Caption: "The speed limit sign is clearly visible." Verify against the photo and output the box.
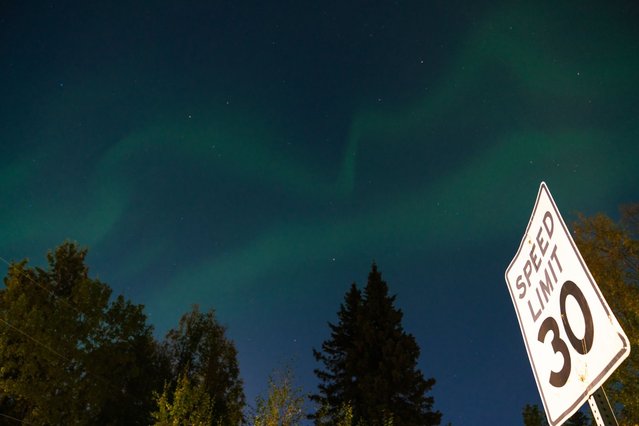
[505,182,630,426]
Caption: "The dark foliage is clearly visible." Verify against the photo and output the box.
[0,242,168,424]
[163,305,245,426]
[573,204,639,422]
[312,263,441,426]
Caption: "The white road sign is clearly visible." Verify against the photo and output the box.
[505,182,630,426]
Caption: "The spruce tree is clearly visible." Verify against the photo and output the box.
[312,283,362,423]
[522,404,547,426]
[312,264,441,426]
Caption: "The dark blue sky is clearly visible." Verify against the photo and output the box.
[2,1,638,424]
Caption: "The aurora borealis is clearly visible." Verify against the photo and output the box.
[2,1,638,424]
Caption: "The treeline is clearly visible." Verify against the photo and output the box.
[0,246,440,425]
[0,243,244,425]
[0,205,637,425]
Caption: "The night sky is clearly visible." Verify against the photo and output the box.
[2,1,639,424]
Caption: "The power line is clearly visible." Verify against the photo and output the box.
[0,316,70,363]
[0,254,111,385]
[0,412,34,425]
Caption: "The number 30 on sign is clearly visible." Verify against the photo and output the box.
[505,182,629,426]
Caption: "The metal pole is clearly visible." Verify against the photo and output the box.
[588,387,619,426]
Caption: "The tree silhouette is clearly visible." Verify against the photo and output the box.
[164,305,245,426]
[312,263,441,425]
[573,204,639,423]
[0,242,166,424]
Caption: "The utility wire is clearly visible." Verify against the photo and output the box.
[0,412,34,425]
[0,316,70,363]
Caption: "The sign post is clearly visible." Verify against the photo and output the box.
[505,182,630,426]
[588,388,619,426]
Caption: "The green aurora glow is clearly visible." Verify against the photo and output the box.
[1,1,637,424]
